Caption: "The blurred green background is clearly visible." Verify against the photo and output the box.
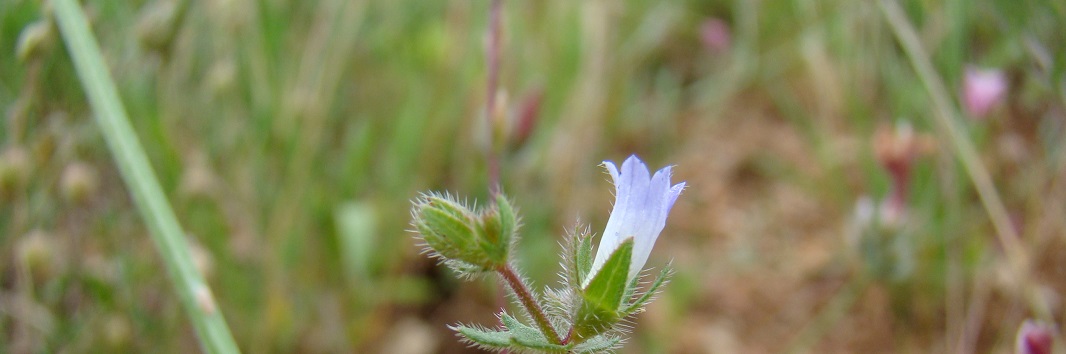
[3,0,1066,352]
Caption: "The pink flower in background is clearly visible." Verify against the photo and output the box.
[699,18,732,54]
[1016,320,1054,354]
[963,66,1007,118]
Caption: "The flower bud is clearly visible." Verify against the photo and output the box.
[136,0,180,52]
[413,194,481,262]
[206,59,237,97]
[16,20,54,62]
[412,193,517,270]
[872,121,933,228]
[178,154,217,199]
[492,90,509,147]
[699,18,732,54]
[60,161,100,204]
[16,229,58,282]
[962,66,1007,119]
[102,314,132,349]
[1016,320,1054,354]
[0,147,32,199]
[508,88,543,151]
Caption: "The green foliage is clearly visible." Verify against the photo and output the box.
[502,313,567,352]
[621,265,672,316]
[5,0,1065,351]
[411,193,519,272]
[575,229,595,286]
[479,194,518,265]
[413,194,484,265]
[572,239,632,341]
[418,195,671,352]
[453,325,511,350]
[49,0,240,352]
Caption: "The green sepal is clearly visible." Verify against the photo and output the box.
[621,264,672,316]
[478,195,517,265]
[414,195,481,263]
[562,226,593,288]
[501,313,568,352]
[575,230,594,286]
[583,238,632,310]
[441,259,487,280]
[452,324,511,349]
[572,334,622,353]
[573,238,633,341]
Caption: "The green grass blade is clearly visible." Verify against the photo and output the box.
[50,0,241,353]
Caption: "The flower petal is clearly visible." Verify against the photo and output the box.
[589,155,684,285]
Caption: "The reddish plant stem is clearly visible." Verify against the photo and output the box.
[485,0,502,198]
[496,264,564,345]
[484,2,511,350]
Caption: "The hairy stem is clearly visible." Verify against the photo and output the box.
[496,265,564,345]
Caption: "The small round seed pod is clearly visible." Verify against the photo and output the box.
[60,161,100,204]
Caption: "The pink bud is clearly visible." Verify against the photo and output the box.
[1016,320,1054,354]
[699,19,732,54]
[962,66,1007,118]
[872,121,934,227]
[509,87,543,150]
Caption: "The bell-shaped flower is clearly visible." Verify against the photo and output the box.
[588,155,685,285]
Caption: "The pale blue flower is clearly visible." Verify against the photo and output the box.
[589,155,685,284]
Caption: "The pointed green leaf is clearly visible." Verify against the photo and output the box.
[500,312,539,335]
[572,334,622,353]
[477,195,517,266]
[583,238,632,311]
[622,264,672,315]
[442,259,487,279]
[511,339,569,353]
[572,238,632,341]
[453,325,511,348]
[500,313,569,352]
[494,194,517,246]
[575,231,594,286]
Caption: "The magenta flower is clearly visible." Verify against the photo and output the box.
[963,66,1007,118]
[699,18,732,54]
[589,155,685,284]
[1016,320,1054,354]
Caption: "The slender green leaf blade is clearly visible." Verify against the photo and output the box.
[575,230,594,286]
[453,325,511,348]
[501,313,568,352]
[572,334,622,353]
[622,264,672,315]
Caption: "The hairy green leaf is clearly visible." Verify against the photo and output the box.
[572,238,633,341]
[622,264,672,316]
[572,334,622,353]
[453,325,511,349]
[575,230,594,286]
[498,313,569,352]
[583,238,632,311]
